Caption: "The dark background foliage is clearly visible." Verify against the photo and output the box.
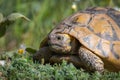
[0,0,120,51]
[1,0,120,80]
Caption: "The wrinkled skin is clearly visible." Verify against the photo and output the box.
[33,7,120,73]
[48,33,78,54]
[33,33,81,65]
[33,33,104,73]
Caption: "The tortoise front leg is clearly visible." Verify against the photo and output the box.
[50,55,84,68]
[79,46,104,73]
[33,47,84,68]
[33,47,53,64]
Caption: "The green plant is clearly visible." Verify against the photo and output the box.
[0,55,120,80]
[1,0,120,80]
[0,13,29,38]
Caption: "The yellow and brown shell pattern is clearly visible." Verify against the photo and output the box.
[50,7,120,71]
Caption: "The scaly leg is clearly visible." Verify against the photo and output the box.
[33,47,53,64]
[50,54,84,68]
[79,46,104,73]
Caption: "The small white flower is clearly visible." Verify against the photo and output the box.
[0,60,6,66]
[114,7,120,11]
[18,44,26,54]
[72,3,77,11]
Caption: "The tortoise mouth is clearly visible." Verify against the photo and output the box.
[48,42,71,54]
[49,43,63,49]
[48,33,73,54]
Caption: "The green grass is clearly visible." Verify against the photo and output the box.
[1,0,120,80]
[1,54,120,80]
[0,51,120,80]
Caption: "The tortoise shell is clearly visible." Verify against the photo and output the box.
[47,7,120,71]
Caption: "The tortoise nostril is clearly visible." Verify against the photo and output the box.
[49,34,63,41]
[49,34,55,40]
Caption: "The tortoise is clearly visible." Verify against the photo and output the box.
[33,7,120,73]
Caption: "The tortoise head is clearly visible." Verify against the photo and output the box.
[48,33,79,54]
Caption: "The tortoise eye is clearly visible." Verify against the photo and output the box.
[56,36,63,40]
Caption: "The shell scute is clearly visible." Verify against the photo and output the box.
[46,7,120,71]
[74,13,91,25]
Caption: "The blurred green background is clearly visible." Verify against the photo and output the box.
[0,0,120,52]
